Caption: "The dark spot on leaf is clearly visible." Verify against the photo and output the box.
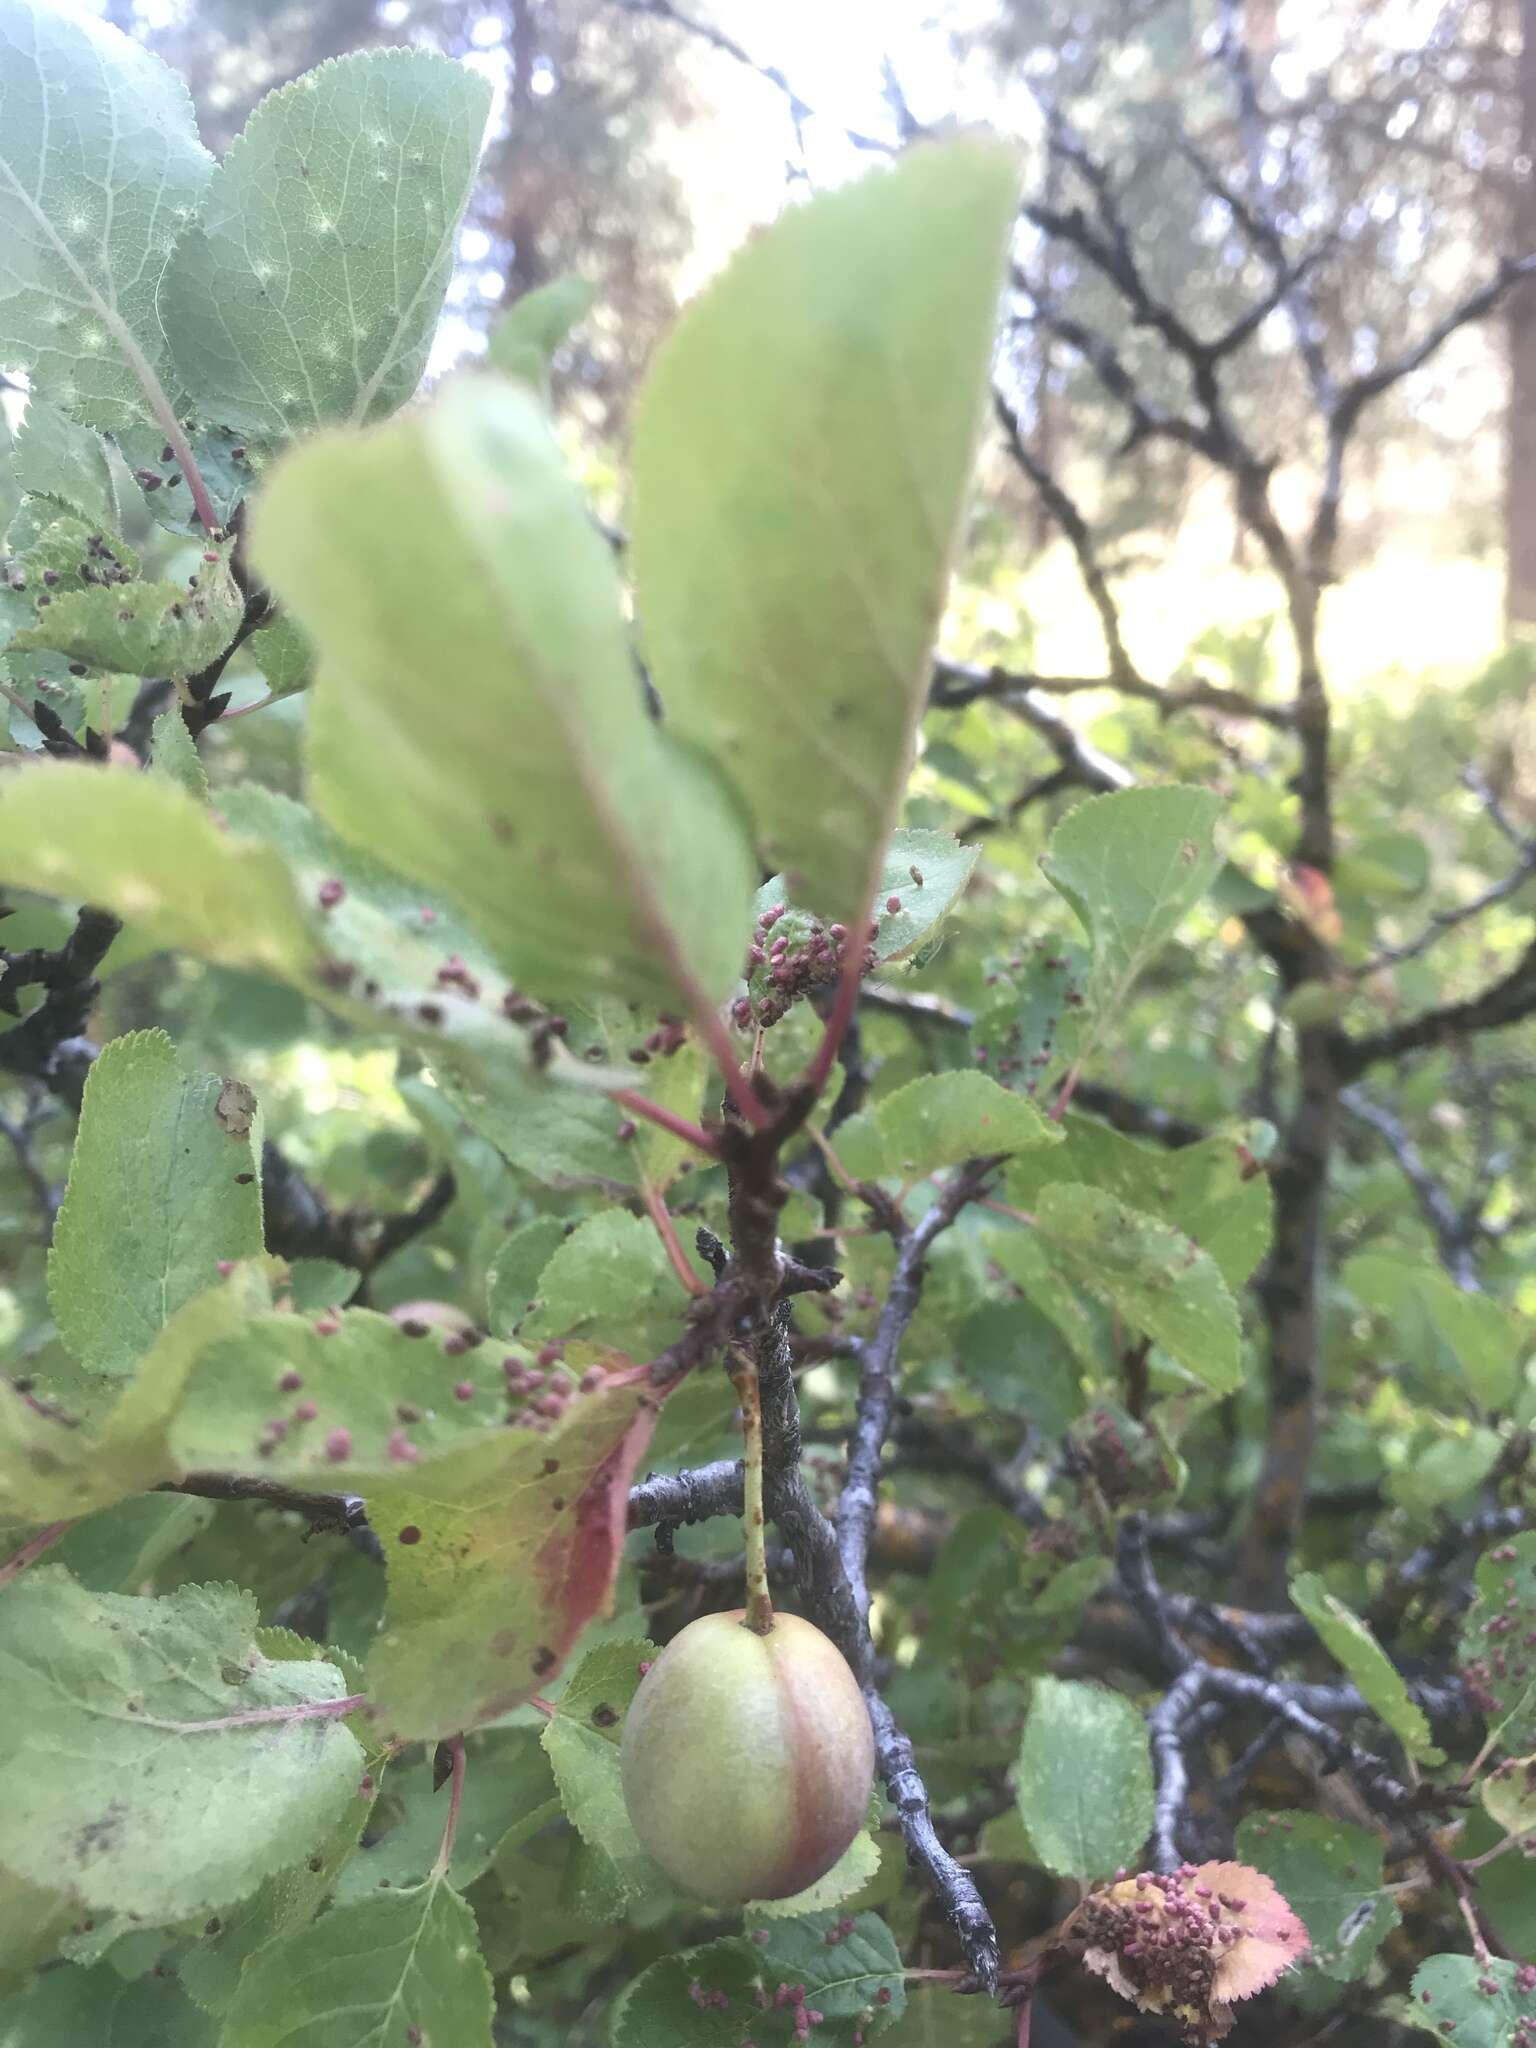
[591,1703,618,1728]
[531,1645,556,1676]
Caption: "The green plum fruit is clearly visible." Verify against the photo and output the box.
[620,1608,875,1903]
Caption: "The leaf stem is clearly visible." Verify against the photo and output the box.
[0,1518,75,1589]
[432,1736,467,1879]
[689,1003,774,1130]
[131,1691,369,1734]
[1050,1055,1085,1121]
[123,340,222,536]
[642,1176,707,1296]
[730,1346,774,1634]
[608,1088,722,1159]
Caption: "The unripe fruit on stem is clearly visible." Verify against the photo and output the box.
[620,1610,874,1904]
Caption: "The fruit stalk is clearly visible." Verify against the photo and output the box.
[731,1345,774,1634]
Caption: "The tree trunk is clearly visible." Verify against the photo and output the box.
[1505,0,1536,628]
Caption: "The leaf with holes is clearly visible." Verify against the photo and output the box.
[0,1572,364,1920]
[1005,1114,1273,1295]
[251,374,758,1016]
[1014,1676,1154,1881]
[161,51,490,441]
[1291,1573,1443,1763]
[1030,1183,1242,1395]
[0,0,212,428]
[48,1031,263,1377]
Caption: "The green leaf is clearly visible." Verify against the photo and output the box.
[1290,1572,1443,1763]
[252,373,757,1014]
[1005,1114,1273,1295]
[523,1210,694,1358]
[1039,786,1223,1045]
[955,1298,1087,1435]
[1482,1754,1536,1838]
[972,942,1086,1096]
[0,1572,364,1919]
[1234,1811,1400,1983]
[0,1263,271,1522]
[610,1915,906,2048]
[0,0,212,427]
[749,1912,907,2023]
[1030,1183,1242,1395]
[336,1731,555,1903]
[1386,1422,1503,1511]
[148,708,209,800]
[435,1055,634,1192]
[218,1875,494,2048]
[247,615,311,699]
[1343,1253,1523,1411]
[631,143,1016,930]
[609,1938,767,2048]
[170,1305,512,1476]
[1460,1533,1536,1753]
[0,769,564,1103]
[1014,1675,1154,1880]
[1409,1957,1536,2046]
[360,1377,658,1741]
[112,422,252,537]
[179,1773,378,2015]
[0,1964,214,2047]
[48,1032,263,1377]
[47,1491,214,1592]
[11,399,114,525]
[0,764,321,984]
[161,51,490,439]
[541,1638,662,1905]
[488,274,597,400]
[488,1216,572,1333]
[984,1222,1108,1373]
[284,1257,359,1313]
[11,536,241,676]
[0,1867,72,1998]
[750,1827,883,1919]
[833,1071,1061,1184]
[873,829,982,961]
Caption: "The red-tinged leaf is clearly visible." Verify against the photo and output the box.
[362,1372,659,1742]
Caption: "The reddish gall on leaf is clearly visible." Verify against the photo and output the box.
[620,1610,874,1904]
